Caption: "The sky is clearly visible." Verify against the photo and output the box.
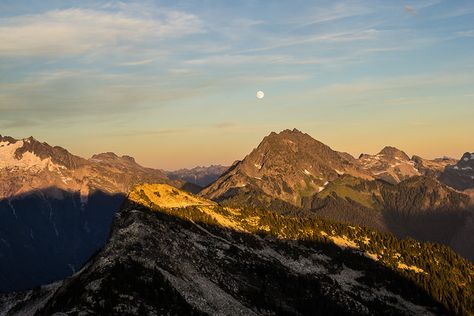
[0,0,473,170]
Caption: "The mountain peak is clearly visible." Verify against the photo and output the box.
[0,135,88,170]
[91,152,120,160]
[0,135,18,144]
[278,128,305,136]
[461,152,474,162]
[378,146,410,160]
[201,129,371,207]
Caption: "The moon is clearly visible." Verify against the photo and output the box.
[256,90,265,99]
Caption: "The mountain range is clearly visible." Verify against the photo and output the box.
[166,165,229,188]
[201,129,474,261]
[0,130,473,315]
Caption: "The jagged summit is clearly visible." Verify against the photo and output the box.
[378,146,410,160]
[201,129,370,207]
[0,134,87,172]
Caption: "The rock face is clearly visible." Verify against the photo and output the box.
[0,135,180,292]
[439,152,474,191]
[201,129,371,207]
[166,165,229,187]
[3,184,472,315]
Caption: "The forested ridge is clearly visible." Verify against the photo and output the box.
[131,187,474,315]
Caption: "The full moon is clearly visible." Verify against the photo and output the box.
[256,90,265,99]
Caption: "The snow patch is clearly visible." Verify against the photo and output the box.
[0,140,63,172]
[254,163,261,169]
[303,169,311,175]
[335,169,344,175]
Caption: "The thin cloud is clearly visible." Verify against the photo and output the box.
[109,129,187,137]
[456,30,474,37]
[293,2,372,29]
[117,58,156,66]
[214,122,236,129]
[0,7,203,57]
[239,29,379,54]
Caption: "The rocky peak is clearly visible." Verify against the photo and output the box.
[0,134,87,170]
[201,129,370,207]
[91,152,120,161]
[0,135,19,144]
[459,152,474,165]
[378,146,410,161]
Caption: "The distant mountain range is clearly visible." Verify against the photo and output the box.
[166,165,229,188]
[1,184,472,315]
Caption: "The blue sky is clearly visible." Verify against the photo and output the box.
[0,0,473,169]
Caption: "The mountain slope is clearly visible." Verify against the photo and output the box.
[201,129,372,207]
[4,184,472,315]
[307,175,474,260]
[0,135,181,292]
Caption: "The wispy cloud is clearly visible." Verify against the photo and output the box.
[315,72,474,96]
[0,69,204,121]
[116,58,157,66]
[240,29,379,54]
[214,122,236,129]
[456,30,474,37]
[108,128,187,137]
[0,7,203,57]
[291,2,372,29]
